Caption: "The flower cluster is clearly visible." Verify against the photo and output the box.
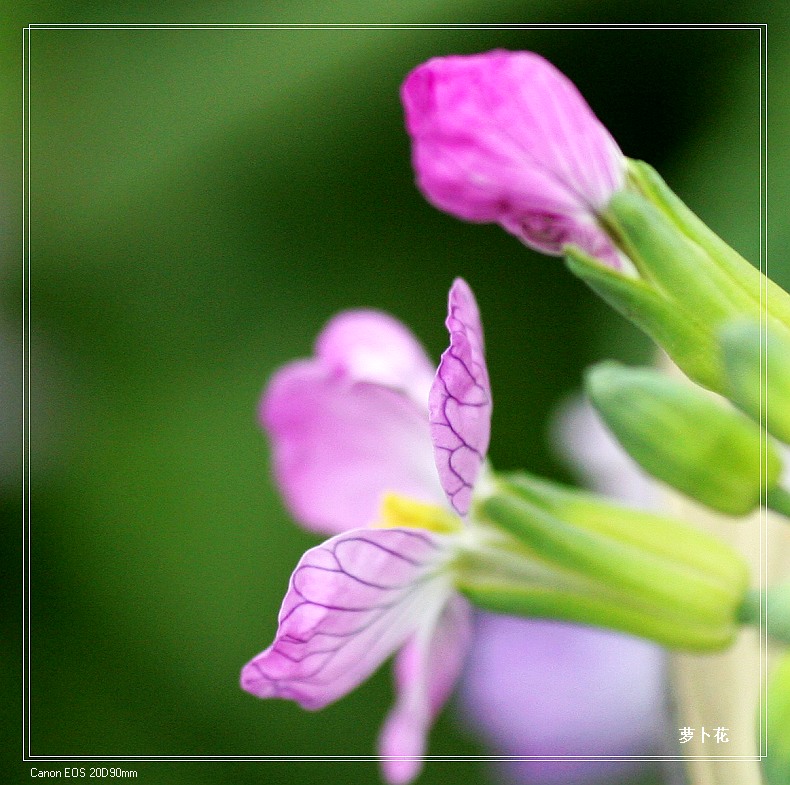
[240,46,789,785]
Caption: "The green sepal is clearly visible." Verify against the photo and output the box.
[565,246,722,390]
[458,581,737,653]
[501,471,749,590]
[477,491,741,619]
[460,480,748,652]
[720,320,790,445]
[585,361,783,516]
[604,189,758,323]
[627,159,790,334]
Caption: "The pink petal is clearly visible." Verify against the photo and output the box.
[316,309,436,407]
[402,50,625,264]
[240,528,454,711]
[378,596,473,785]
[429,279,492,515]
[262,361,445,535]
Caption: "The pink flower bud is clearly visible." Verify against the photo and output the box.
[402,50,626,267]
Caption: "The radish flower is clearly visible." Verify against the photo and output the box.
[241,282,747,781]
[401,50,625,267]
[241,279,491,784]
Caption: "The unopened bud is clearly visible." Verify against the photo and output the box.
[585,361,782,516]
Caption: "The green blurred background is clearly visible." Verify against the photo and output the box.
[3,4,787,784]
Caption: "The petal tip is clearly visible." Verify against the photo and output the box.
[379,712,426,785]
[239,658,272,699]
[430,280,492,513]
[381,757,423,785]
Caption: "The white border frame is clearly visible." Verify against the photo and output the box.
[21,21,768,768]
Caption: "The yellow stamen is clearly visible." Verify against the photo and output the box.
[377,492,462,534]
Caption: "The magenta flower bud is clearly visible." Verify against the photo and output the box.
[401,50,626,267]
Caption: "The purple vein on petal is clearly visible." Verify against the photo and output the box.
[240,528,451,710]
[429,279,492,516]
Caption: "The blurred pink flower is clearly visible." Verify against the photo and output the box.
[241,279,491,784]
[402,50,625,267]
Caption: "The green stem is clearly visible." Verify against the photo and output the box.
[767,487,790,520]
